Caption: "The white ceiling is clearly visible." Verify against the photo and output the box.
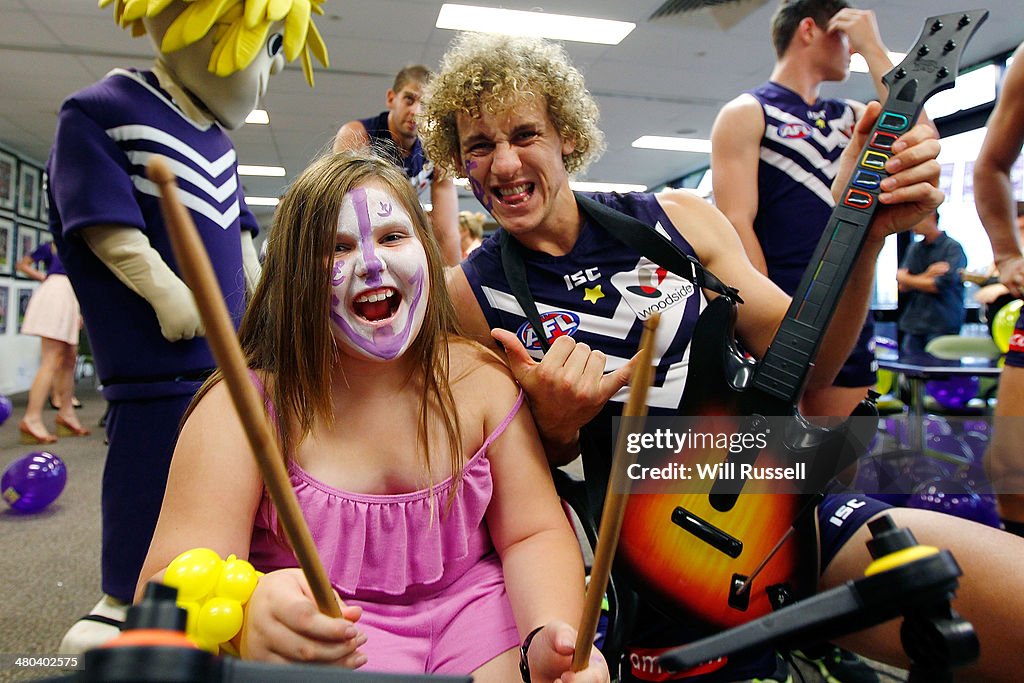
[2,0,1022,225]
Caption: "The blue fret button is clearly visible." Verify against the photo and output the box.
[852,170,882,189]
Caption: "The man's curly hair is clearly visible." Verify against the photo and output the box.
[419,32,605,179]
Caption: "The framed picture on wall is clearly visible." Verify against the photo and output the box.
[34,221,52,249]
[39,171,50,223]
[14,223,38,279]
[0,215,13,276]
[0,283,8,335]
[17,286,32,333]
[17,163,40,221]
[0,149,15,212]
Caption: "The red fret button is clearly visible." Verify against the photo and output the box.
[843,189,874,209]
[870,131,899,151]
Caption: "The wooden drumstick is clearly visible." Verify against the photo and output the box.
[571,313,661,671]
[147,156,341,618]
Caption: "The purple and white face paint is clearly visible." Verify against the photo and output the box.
[329,184,428,361]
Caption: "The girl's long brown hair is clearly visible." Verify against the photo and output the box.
[188,151,464,504]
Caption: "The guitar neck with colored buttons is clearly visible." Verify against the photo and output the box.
[753,9,989,403]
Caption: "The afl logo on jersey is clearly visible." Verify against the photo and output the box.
[516,311,581,351]
[778,122,812,139]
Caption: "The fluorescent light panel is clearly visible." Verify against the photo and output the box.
[436,3,635,45]
[245,109,270,124]
[632,136,712,154]
[570,181,647,193]
[453,178,646,193]
[245,196,280,206]
[237,165,286,176]
[850,52,906,73]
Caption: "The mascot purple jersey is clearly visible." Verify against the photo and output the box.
[48,68,257,395]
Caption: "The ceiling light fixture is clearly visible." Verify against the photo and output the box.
[570,181,648,193]
[245,109,270,124]
[245,196,280,206]
[237,165,286,176]
[436,3,635,45]
[850,52,906,73]
[632,136,712,153]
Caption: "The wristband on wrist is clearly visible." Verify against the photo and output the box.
[519,625,545,683]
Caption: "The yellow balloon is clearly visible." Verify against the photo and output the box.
[216,555,259,604]
[178,600,201,637]
[992,299,1023,353]
[164,548,224,602]
[875,368,895,395]
[197,597,245,645]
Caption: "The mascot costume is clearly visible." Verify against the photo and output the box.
[48,0,328,652]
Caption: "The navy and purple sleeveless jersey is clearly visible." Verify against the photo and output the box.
[48,68,257,392]
[749,81,855,296]
[461,191,707,416]
[359,111,434,195]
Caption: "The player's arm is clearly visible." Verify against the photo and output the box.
[659,106,940,388]
[830,9,892,102]
[429,174,462,266]
[711,95,769,275]
[331,121,370,153]
[975,43,1024,297]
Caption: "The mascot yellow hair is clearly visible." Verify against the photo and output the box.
[99,0,328,86]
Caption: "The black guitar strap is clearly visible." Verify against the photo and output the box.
[499,191,742,352]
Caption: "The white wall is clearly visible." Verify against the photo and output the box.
[0,276,40,395]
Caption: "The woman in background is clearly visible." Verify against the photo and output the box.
[16,241,89,443]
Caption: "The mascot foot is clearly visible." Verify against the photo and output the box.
[58,595,128,654]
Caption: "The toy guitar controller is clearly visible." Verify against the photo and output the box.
[40,583,471,683]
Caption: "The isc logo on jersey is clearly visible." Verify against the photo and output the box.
[778,122,812,139]
[516,311,581,351]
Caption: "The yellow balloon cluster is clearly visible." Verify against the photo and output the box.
[162,548,261,654]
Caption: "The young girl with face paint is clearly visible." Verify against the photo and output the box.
[137,152,609,683]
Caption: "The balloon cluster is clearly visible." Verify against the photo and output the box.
[162,548,261,653]
[856,416,1001,527]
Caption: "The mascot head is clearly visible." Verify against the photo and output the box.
[101,0,329,129]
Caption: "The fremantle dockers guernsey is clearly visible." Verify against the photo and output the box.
[462,192,707,416]
[48,69,257,393]
[749,81,856,296]
[359,111,434,195]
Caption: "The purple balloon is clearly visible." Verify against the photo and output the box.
[962,419,990,436]
[924,433,973,464]
[1,452,67,513]
[954,462,996,500]
[926,376,980,410]
[908,477,1002,528]
[854,454,912,506]
[959,431,989,463]
[0,395,12,427]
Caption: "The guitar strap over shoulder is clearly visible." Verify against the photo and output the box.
[499,191,741,352]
